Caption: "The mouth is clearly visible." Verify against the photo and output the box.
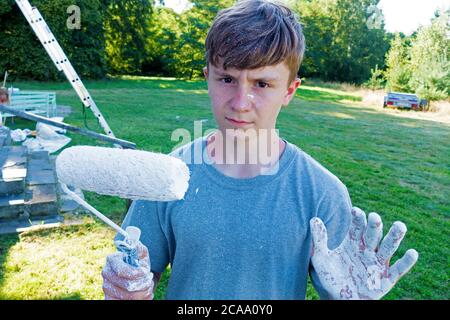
[226,117,253,125]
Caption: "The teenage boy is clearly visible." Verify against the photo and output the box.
[102,0,418,300]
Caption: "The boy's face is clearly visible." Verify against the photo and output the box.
[204,61,300,135]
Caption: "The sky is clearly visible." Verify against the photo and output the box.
[378,0,450,35]
[162,0,450,35]
[161,0,192,13]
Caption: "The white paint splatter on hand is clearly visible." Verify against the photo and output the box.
[102,241,155,300]
[310,207,419,300]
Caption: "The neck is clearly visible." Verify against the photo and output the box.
[206,129,286,179]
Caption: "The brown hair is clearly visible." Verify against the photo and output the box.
[205,0,305,84]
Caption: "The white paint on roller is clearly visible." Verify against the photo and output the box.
[56,146,190,201]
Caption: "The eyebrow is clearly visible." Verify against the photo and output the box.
[215,71,280,82]
[252,76,280,82]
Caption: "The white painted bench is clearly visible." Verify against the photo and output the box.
[1,90,57,123]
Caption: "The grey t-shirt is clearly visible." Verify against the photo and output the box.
[117,136,352,299]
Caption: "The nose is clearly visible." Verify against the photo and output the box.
[231,85,253,112]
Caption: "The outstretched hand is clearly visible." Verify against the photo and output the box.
[310,207,418,300]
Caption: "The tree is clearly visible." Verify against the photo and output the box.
[0,0,107,80]
[174,0,234,79]
[384,33,412,92]
[292,0,389,84]
[408,10,449,102]
[103,0,154,75]
[328,0,389,83]
[292,0,335,79]
[144,7,182,76]
[364,64,385,90]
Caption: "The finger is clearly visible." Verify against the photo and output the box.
[347,207,367,243]
[388,249,419,284]
[377,221,407,264]
[125,272,154,292]
[115,240,150,269]
[138,256,150,270]
[310,217,329,255]
[136,241,149,261]
[103,262,154,292]
[364,212,383,251]
[137,244,151,270]
[106,253,150,280]
[102,270,153,293]
[103,280,153,300]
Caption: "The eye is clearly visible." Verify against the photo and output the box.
[221,77,233,84]
[257,81,269,88]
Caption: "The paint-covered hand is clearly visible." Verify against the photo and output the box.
[310,207,418,300]
[102,241,154,300]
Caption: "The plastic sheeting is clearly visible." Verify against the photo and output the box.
[22,117,71,153]
[10,128,32,142]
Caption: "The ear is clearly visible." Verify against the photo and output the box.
[203,66,209,79]
[282,78,301,107]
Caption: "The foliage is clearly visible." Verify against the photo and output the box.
[173,0,234,79]
[408,11,449,103]
[364,64,386,90]
[0,0,107,80]
[384,34,412,93]
[145,7,182,76]
[384,10,449,103]
[103,0,154,75]
[293,0,390,84]
[1,0,447,97]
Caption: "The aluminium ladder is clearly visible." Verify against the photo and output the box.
[14,0,118,144]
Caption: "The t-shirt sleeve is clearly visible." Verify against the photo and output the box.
[115,200,170,273]
[309,178,353,300]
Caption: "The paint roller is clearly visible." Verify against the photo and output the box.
[56,146,190,267]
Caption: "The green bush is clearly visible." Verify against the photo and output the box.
[409,12,449,103]
[104,0,153,75]
[364,65,386,90]
[384,11,449,103]
[0,0,107,80]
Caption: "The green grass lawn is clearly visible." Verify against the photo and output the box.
[0,76,448,300]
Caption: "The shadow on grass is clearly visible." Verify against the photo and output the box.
[290,96,448,133]
[0,233,20,295]
[297,86,361,103]
[54,292,83,300]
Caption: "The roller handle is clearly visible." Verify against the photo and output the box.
[61,183,142,267]
[115,226,142,268]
